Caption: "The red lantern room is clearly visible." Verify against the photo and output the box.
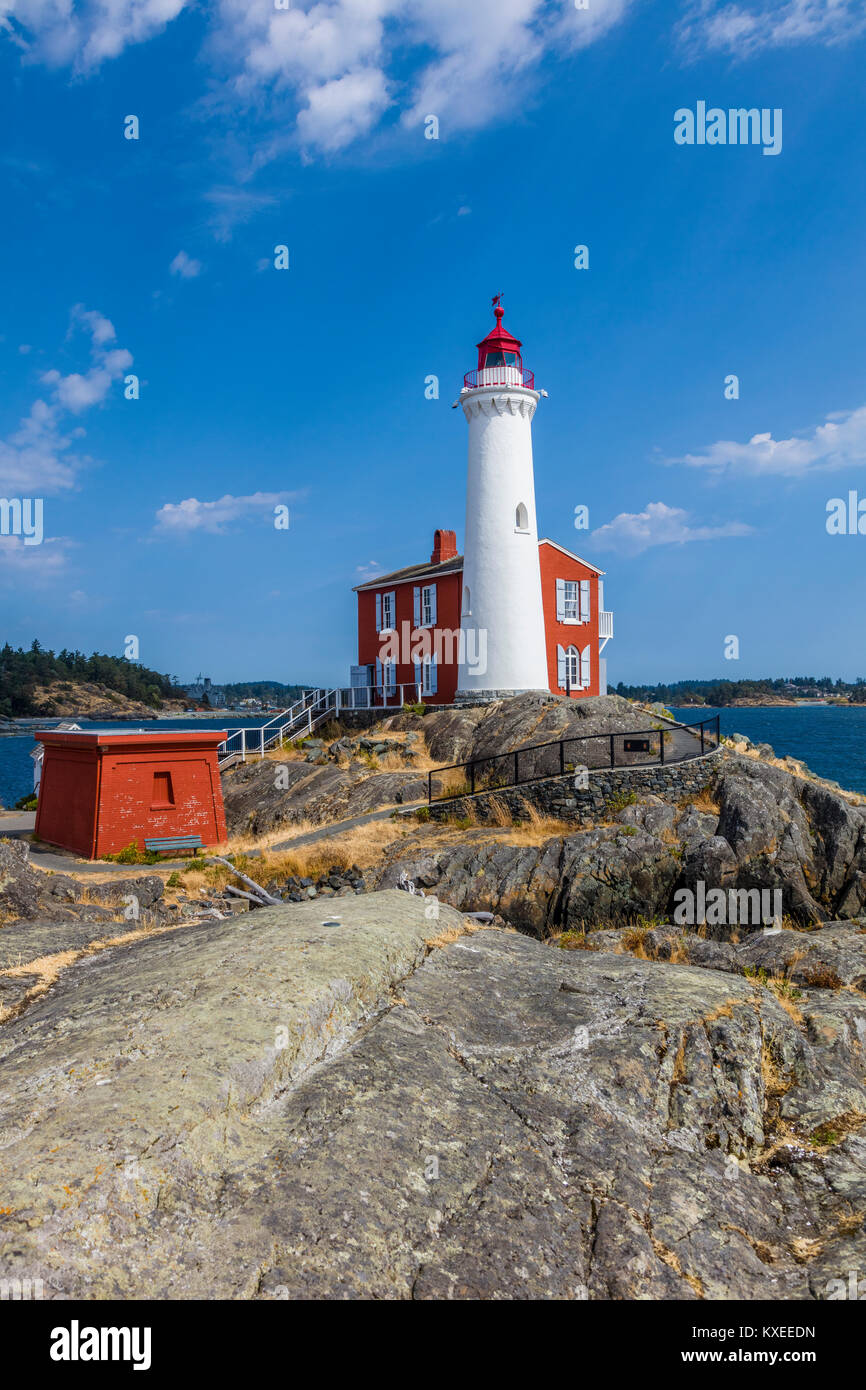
[464,296,534,390]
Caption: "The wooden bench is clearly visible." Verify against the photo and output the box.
[144,834,204,858]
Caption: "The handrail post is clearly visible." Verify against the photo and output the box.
[241,729,246,763]
[514,750,519,785]
[260,726,265,757]
[609,733,615,768]
[559,740,565,776]
[660,729,665,764]
[469,761,475,795]
[427,770,431,805]
[701,722,705,754]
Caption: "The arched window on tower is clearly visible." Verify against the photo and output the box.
[462,584,471,615]
[565,646,580,690]
[515,502,529,532]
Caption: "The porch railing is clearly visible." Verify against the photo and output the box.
[217,683,421,767]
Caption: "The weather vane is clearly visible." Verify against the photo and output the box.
[491,292,503,309]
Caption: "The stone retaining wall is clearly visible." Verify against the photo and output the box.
[427,747,727,823]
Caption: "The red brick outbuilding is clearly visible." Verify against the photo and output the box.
[34,729,227,860]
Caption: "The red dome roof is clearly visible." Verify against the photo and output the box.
[476,303,522,367]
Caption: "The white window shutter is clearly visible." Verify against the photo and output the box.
[388,591,396,629]
[580,579,590,623]
[581,645,591,687]
[430,584,437,625]
[413,586,421,626]
[431,658,438,694]
[414,659,422,694]
[556,578,565,621]
[375,657,382,691]
[375,592,382,632]
[557,644,566,688]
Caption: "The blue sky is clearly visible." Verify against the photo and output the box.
[1,0,865,688]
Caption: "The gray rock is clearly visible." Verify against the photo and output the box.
[2,897,862,1300]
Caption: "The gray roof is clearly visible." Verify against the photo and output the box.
[353,555,464,591]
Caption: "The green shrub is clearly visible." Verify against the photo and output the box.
[102,840,160,865]
[606,790,637,815]
[14,792,38,811]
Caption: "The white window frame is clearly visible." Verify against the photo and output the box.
[418,654,437,696]
[421,584,436,627]
[562,580,580,623]
[565,645,580,688]
[382,591,395,632]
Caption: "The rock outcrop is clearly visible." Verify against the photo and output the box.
[1,892,863,1299]
[221,758,426,838]
[388,691,672,765]
[380,754,866,934]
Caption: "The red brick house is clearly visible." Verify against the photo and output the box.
[352,529,613,706]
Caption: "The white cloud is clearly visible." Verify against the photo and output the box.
[0,0,189,71]
[0,535,70,581]
[5,0,863,160]
[296,67,390,152]
[2,0,636,155]
[676,404,866,477]
[677,0,866,58]
[204,186,279,243]
[355,560,381,579]
[0,304,132,493]
[588,501,754,555]
[154,491,296,535]
[169,249,202,278]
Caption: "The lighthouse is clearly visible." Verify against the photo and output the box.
[456,300,551,700]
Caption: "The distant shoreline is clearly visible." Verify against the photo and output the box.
[669,700,851,710]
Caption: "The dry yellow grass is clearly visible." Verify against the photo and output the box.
[425,917,495,950]
[175,817,417,896]
[684,788,721,815]
[0,917,199,1024]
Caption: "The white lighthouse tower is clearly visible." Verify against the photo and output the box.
[456,300,550,700]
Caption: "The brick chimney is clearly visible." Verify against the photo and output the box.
[431,529,457,565]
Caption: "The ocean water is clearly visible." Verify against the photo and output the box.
[0,717,267,810]
[2,706,866,808]
[669,705,866,794]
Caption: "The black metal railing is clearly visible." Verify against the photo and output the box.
[426,714,721,804]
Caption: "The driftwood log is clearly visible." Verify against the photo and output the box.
[206,856,281,906]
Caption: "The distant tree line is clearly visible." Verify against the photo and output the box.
[218,681,308,704]
[615,676,866,706]
[0,640,183,717]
